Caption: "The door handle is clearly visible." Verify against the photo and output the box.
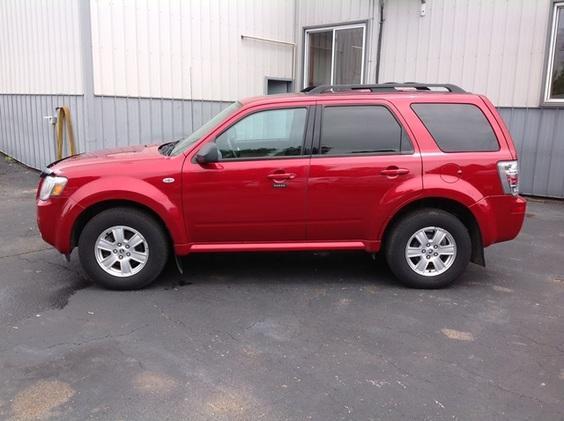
[267,172,296,180]
[380,167,410,177]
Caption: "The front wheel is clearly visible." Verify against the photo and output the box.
[385,209,471,289]
[78,207,169,290]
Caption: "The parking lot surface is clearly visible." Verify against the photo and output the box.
[0,156,563,420]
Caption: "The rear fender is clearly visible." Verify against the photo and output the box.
[376,181,491,247]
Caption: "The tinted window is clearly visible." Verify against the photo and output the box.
[320,106,411,155]
[411,103,499,152]
[216,108,307,159]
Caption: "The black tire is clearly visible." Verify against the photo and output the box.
[385,208,471,289]
[78,207,169,290]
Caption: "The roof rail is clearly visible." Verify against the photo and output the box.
[305,83,466,94]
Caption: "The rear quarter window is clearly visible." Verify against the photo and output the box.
[411,103,499,152]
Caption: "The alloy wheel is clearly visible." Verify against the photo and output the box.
[94,225,149,277]
[405,226,457,277]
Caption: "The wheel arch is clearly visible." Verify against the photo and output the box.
[381,197,485,266]
[71,199,174,251]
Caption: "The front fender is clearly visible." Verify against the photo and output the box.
[56,176,187,253]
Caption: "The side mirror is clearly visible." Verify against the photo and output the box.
[196,143,221,164]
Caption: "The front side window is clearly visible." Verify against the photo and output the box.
[545,1,564,103]
[304,24,366,88]
[319,106,412,155]
[216,108,307,160]
[411,103,499,152]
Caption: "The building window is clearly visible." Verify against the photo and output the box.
[544,1,564,103]
[304,24,366,89]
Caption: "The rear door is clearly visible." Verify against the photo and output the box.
[306,100,422,246]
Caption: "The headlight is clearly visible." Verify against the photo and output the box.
[39,175,68,200]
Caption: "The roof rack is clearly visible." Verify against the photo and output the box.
[304,83,466,94]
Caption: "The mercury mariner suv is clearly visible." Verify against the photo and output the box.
[36,83,526,290]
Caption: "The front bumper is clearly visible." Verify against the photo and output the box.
[37,197,82,254]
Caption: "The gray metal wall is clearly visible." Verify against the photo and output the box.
[0,95,85,169]
[0,94,228,169]
[500,107,564,199]
[90,97,229,150]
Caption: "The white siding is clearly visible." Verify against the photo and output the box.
[379,0,551,107]
[0,0,83,95]
[90,0,296,101]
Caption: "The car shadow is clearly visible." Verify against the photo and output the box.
[150,251,401,290]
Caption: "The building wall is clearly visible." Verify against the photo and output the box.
[380,0,551,108]
[499,107,564,198]
[0,95,85,169]
[0,0,83,95]
[90,0,296,101]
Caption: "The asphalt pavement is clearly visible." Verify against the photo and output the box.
[0,155,563,420]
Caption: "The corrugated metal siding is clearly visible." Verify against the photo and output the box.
[0,95,86,169]
[90,0,296,101]
[380,0,551,108]
[0,0,83,95]
[0,94,229,168]
[500,107,564,198]
[91,97,229,150]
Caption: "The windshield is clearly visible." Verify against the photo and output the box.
[171,102,242,155]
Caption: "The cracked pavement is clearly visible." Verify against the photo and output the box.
[0,156,563,420]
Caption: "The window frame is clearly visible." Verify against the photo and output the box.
[210,105,314,162]
[312,104,415,158]
[303,22,367,89]
[542,1,564,106]
[410,102,501,153]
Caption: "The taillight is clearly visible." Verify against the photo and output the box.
[497,160,519,196]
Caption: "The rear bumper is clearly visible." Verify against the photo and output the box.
[470,195,526,246]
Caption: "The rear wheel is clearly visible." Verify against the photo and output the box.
[385,209,471,289]
[78,207,169,290]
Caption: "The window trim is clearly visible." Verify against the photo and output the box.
[410,102,501,153]
[303,23,367,89]
[313,104,415,158]
[209,106,313,163]
[542,1,564,106]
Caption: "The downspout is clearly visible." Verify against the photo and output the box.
[374,0,385,83]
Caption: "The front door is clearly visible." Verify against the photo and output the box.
[307,102,422,245]
[183,105,312,243]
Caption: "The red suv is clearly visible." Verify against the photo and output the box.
[36,83,526,290]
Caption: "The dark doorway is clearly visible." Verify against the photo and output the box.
[266,78,293,95]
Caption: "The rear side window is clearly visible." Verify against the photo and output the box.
[320,106,413,155]
[411,103,499,152]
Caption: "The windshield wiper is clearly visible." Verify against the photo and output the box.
[159,140,179,156]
